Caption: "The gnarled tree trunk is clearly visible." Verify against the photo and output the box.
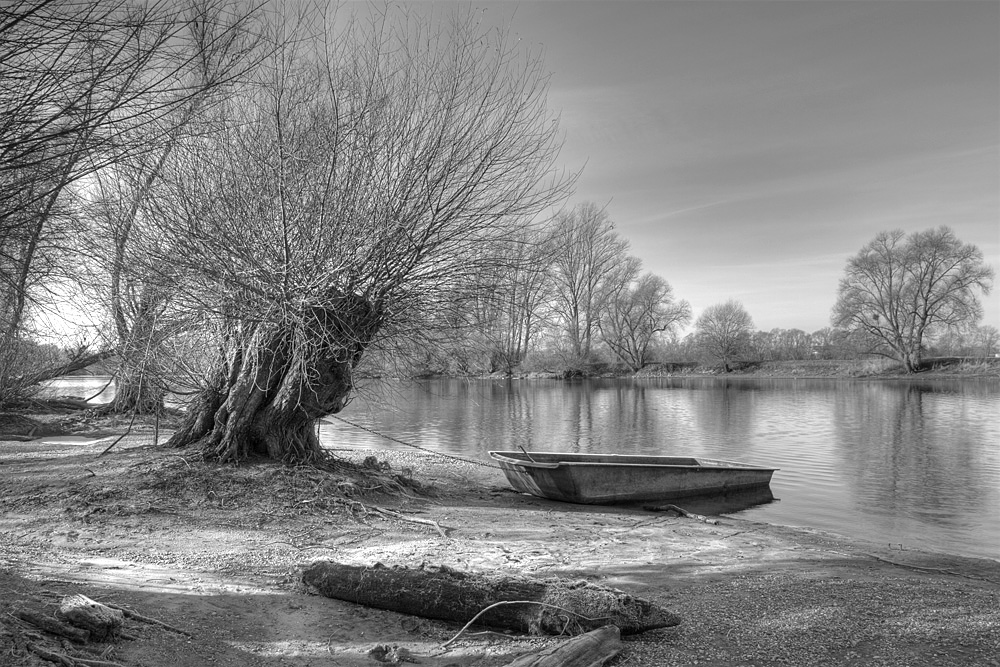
[167,299,378,462]
[93,360,166,415]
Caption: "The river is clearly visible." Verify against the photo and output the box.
[320,377,1000,561]
[41,375,999,560]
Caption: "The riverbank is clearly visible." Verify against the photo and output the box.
[647,357,1000,379]
[480,357,1000,381]
[2,425,998,666]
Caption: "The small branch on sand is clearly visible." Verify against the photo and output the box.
[862,553,1000,584]
[73,659,131,667]
[102,602,192,637]
[643,504,720,525]
[27,642,76,667]
[442,600,603,648]
[369,505,450,538]
[97,418,135,457]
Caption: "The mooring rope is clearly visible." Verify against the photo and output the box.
[325,415,500,469]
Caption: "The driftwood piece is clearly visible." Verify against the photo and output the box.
[302,561,680,635]
[14,609,90,643]
[643,504,720,525]
[58,595,124,640]
[504,625,623,667]
[369,505,450,538]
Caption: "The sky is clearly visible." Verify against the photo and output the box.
[463,0,1000,333]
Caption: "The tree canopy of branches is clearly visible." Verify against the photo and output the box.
[832,226,994,372]
[151,7,572,462]
[79,1,262,415]
[549,203,630,360]
[749,328,814,362]
[599,272,691,372]
[0,0,261,405]
[695,300,754,372]
[466,229,555,374]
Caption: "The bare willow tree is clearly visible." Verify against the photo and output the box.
[832,227,994,372]
[599,272,691,372]
[149,7,571,462]
[549,203,630,360]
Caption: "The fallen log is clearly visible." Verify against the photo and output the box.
[504,625,622,667]
[302,561,680,635]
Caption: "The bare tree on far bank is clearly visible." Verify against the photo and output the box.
[467,228,557,375]
[695,300,754,372]
[149,7,572,462]
[549,203,630,362]
[599,272,691,372]
[833,227,994,373]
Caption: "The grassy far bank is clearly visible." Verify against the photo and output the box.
[499,357,1000,380]
[654,356,1000,378]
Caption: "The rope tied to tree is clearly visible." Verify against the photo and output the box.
[324,415,501,469]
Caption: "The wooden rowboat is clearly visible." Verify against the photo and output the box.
[489,451,777,505]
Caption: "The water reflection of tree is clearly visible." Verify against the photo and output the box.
[559,381,598,453]
[832,383,985,527]
[442,379,539,456]
[559,377,769,458]
[492,379,538,453]
[689,378,761,456]
[604,382,649,452]
[561,380,701,456]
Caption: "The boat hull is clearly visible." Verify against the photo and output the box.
[489,451,777,505]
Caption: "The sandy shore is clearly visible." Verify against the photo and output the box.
[2,432,998,666]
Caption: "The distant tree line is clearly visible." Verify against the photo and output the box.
[412,223,996,375]
[664,322,998,368]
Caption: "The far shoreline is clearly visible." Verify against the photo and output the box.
[468,357,1000,381]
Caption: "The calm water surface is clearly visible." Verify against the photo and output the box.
[320,377,1000,561]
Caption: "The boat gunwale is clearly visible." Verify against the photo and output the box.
[488,450,778,472]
